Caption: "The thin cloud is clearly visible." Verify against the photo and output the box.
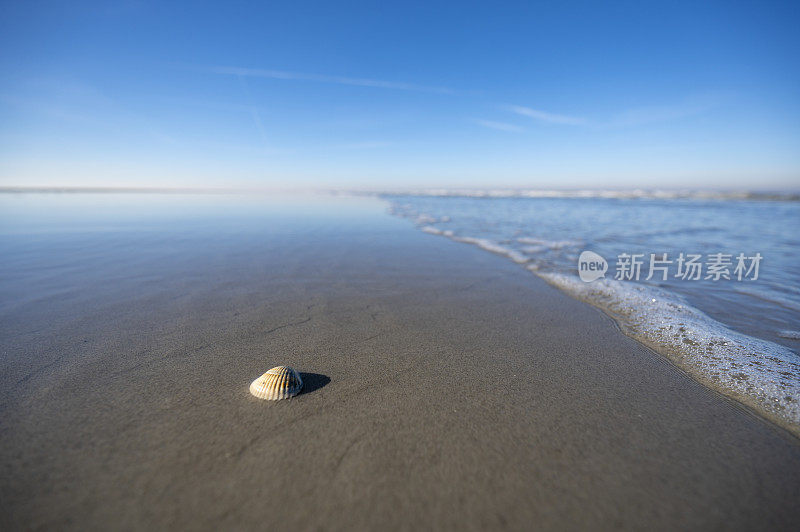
[207,66,453,95]
[473,119,524,132]
[236,74,270,148]
[606,98,720,128]
[508,95,723,129]
[509,105,586,125]
[332,141,394,149]
[0,85,177,146]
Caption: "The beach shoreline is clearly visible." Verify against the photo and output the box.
[2,198,800,530]
[387,194,800,440]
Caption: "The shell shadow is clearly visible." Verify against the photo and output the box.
[300,373,330,395]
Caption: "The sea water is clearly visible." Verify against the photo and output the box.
[386,191,800,431]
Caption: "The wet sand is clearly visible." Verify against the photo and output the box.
[2,206,800,530]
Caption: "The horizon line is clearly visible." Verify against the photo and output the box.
[2,185,799,196]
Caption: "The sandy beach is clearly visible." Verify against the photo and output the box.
[2,198,800,530]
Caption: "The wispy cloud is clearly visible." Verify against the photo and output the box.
[605,98,721,128]
[508,105,586,125]
[508,95,722,129]
[473,119,524,132]
[236,74,270,148]
[332,141,394,149]
[206,66,453,94]
[0,82,177,146]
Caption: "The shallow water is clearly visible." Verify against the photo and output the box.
[386,193,800,430]
[0,192,392,324]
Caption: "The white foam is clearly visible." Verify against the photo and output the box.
[506,251,530,264]
[415,213,438,224]
[517,237,582,249]
[454,236,530,264]
[521,245,546,254]
[387,204,452,227]
[380,188,800,201]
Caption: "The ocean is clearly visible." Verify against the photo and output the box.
[386,191,800,430]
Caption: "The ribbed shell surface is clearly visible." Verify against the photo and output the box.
[249,366,303,400]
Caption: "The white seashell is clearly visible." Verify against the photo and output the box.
[249,366,303,400]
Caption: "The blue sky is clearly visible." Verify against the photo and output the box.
[1,1,798,189]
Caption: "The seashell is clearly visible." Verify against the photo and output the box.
[249,366,303,400]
